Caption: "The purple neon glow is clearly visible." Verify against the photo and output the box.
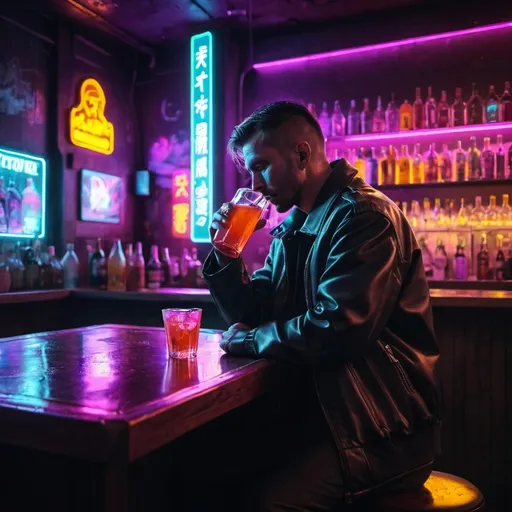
[253,21,512,70]
[337,121,512,144]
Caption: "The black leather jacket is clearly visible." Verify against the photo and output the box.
[203,160,441,502]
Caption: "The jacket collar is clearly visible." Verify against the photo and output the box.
[270,159,357,238]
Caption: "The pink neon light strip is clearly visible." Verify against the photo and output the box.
[338,122,512,144]
[253,21,512,70]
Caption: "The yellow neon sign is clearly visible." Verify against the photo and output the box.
[69,78,114,155]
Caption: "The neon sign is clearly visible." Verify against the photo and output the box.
[172,171,190,238]
[70,78,114,155]
[190,31,213,243]
[0,147,46,239]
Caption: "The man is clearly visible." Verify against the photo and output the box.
[202,101,441,511]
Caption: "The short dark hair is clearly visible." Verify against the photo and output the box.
[227,101,324,171]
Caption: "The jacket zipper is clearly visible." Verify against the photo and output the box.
[383,343,415,395]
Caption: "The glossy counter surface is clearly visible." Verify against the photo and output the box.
[0,324,278,462]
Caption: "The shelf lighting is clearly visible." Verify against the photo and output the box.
[253,21,512,70]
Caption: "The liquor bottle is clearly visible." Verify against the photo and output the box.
[48,245,63,288]
[307,103,317,117]
[360,98,372,134]
[0,250,11,293]
[61,243,79,289]
[436,91,450,128]
[378,147,388,185]
[22,243,39,290]
[126,243,138,291]
[161,247,172,287]
[37,246,52,290]
[506,241,512,280]
[89,238,107,289]
[396,145,411,184]
[423,197,433,230]
[495,234,505,281]
[21,178,41,235]
[419,237,433,277]
[438,144,452,182]
[331,100,345,136]
[410,200,421,230]
[454,141,467,181]
[480,137,495,180]
[399,99,413,130]
[496,134,506,179]
[500,81,512,122]
[6,178,22,234]
[424,144,438,183]
[347,100,360,135]
[191,247,205,287]
[467,83,484,125]
[468,136,482,180]
[432,198,445,226]
[432,239,448,280]
[385,145,397,185]
[107,239,126,291]
[146,245,162,289]
[365,147,379,185]
[485,195,498,226]
[318,102,331,137]
[452,87,467,126]
[133,242,146,290]
[413,87,425,129]
[477,234,489,280]
[500,194,512,226]
[385,93,399,132]
[445,198,456,227]
[401,201,408,220]
[469,196,485,225]
[170,256,181,286]
[180,248,193,287]
[454,239,468,280]
[354,149,366,178]
[372,96,386,133]
[425,86,437,129]
[485,85,500,123]
[0,177,7,234]
[411,143,424,183]
[456,198,469,227]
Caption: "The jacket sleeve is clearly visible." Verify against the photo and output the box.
[247,212,404,362]
[202,240,276,328]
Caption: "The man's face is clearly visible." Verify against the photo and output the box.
[241,133,304,213]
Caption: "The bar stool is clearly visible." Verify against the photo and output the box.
[363,471,486,511]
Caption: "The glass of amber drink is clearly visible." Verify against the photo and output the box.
[213,188,269,258]
[162,308,202,359]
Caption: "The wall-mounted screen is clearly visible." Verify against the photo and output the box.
[0,146,46,239]
[80,169,122,224]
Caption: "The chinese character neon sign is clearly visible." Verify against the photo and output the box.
[172,171,190,238]
[190,31,213,243]
[0,147,46,239]
[70,78,114,155]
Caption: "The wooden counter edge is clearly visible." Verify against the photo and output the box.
[0,289,71,304]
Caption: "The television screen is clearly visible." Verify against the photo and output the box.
[80,169,122,224]
[135,170,150,196]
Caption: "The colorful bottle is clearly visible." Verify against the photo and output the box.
[354,149,366,179]
[438,144,452,182]
[191,247,205,287]
[425,86,437,129]
[480,137,494,180]
[331,100,345,137]
[399,99,413,130]
[0,177,6,233]
[22,244,39,290]
[133,242,146,290]
[107,239,127,291]
[452,87,467,126]
[347,100,360,135]
[454,141,467,181]
[413,87,425,129]
[500,81,512,122]
[456,198,469,226]
[360,98,372,134]
[468,136,482,180]
[385,93,399,132]
[496,234,506,281]
[365,147,379,185]
[419,237,433,277]
[423,197,433,230]
[372,96,386,133]
[21,178,41,236]
[432,239,448,280]
[385,145,397,185]
[469,196,485,226]
[467,83,484,125]
[436,90,450,128]
[146,245,162,289]
[500,194,512,226]
[318,102,331,137]
[126,243,139,291]
[433,198,445,226]
[411,143,424,183]
[410,200,421,230]
[180,248,193,287]
[89,238,107,289]
[496,134,506,179]
[477,234,489,280]
[485,195,498,225]
[48,246,64,288]
[485,85,500,123]
[424,144,438,183]
[454,239,468,280]
[160,247,172,287]
[396,145,411,184]
[61,243,79,289]
[6,179,22,234]
[378,147,388,185]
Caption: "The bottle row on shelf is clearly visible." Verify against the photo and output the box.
[0,239,207,294]
[332,135,512,186]
[309,82,512,137]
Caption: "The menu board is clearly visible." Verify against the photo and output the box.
[0,146,46,239]
[80,169,122,224]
